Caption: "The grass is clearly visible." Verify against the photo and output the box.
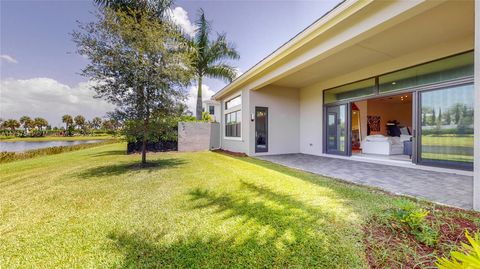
[0,143,477,268]
[421,134,473,147]
[0,135,117,142]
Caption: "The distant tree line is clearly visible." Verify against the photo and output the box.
[421,103,474,135]
[0,114,122,137]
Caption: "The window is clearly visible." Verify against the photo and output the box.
[225,95,241,109]
[209,105,215,115]
[379,52,474,93]
[225,110,241,137]
[324,78,376,104]
[419,84,474,168]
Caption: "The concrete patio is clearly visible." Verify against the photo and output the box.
[256,154,474,210]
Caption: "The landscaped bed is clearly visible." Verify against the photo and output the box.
[0,143,478,268]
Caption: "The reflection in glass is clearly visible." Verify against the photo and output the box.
[326,104,347,154]
[420,84,474,166]
[324,78,376,104]
[379,52,473,93]
[255,108,268,152]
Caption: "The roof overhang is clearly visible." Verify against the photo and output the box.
[212,0,474,99]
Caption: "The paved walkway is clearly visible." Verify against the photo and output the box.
[256,154,473,209]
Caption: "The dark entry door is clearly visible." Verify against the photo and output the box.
[325,104,349,155]
[255,107,268,153]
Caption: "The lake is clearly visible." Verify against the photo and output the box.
[0,140,104,152]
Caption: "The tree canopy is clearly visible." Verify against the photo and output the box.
[73,7,192,164]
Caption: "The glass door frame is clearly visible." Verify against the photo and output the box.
[323,102,352,156]
[415,79,474,170]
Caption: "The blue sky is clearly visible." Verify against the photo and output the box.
[1,0,340,126]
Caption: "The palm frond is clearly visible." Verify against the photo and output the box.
[204,64,238,82]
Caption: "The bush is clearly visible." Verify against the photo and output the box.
[436,230,480,269]
[123,115,195,144]
[390,200,438,247]
[0,140,119,164]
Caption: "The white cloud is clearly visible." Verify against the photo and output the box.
[168,7,197,37]
[0,78,115,127]
[0,54,18,64]
[234,68,243,78]
[185,84,215,114]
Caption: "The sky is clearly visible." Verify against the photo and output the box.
[0,0,340,127]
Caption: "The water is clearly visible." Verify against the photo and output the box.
[0,140,104,152]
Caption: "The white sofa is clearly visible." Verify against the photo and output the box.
[361,135,411,155]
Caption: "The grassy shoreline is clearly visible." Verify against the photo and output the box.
[0,139,120,163]
[0,135,119,142]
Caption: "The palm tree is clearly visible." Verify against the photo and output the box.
[62,115,73,130]
[74,115,86,129]
[33,117,48,130]
[19,116,33,132]
[92,117,102,130]
[190,9,239,120]
[3,119,20,131]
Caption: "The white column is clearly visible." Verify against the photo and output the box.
[474,0,480,211]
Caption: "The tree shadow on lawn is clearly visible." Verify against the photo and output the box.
[76,158,186,179]
[230,155,397,212]
[108,181,363,268]
[90,150,127,157]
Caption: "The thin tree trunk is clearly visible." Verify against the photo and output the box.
[196,77,203,120]
[142,117,148,165]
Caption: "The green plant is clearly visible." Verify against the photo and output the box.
[437,230,480,269]
[390,200,438,247]
[391,200,428,230]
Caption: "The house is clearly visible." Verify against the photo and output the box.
[202,100,220,122]
[211,0,480,210]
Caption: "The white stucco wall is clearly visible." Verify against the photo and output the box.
[220,89,250,154]
[249,85,300,156]
[299,85,324,156]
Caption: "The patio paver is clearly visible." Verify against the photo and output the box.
[256,154,473,209]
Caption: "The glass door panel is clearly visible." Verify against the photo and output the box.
[255,107,268,153]
[326,104,348,155]
[418,84,474,169]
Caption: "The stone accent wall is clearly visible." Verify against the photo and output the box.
[178,122,220,152]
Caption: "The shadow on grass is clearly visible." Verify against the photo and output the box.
[224,154,395,209]
[90,150,127,157]
[109,181,361,268]
[77,158,186,179]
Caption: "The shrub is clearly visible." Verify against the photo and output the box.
[436,230,480,269]
[390,200,438,247]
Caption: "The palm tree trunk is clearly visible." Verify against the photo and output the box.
[196,77,203,120]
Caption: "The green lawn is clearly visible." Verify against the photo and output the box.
[0,143,474,268]
[0,135,117,142]
[421,134,473,147]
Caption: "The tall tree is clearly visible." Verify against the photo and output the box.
[3,119,20,131]
[62,115,73,129]
[92,117,102,129]
[94,0,172,18]
[19,116,33,131]
[190,9,239,119]
[74,115,86,129]
[33,118,48,130]
[73,8,191,164]
[444,111,451,125]
[431,108,436,126]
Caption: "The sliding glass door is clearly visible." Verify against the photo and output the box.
[325,104,350,155]
[418,83,474,169]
